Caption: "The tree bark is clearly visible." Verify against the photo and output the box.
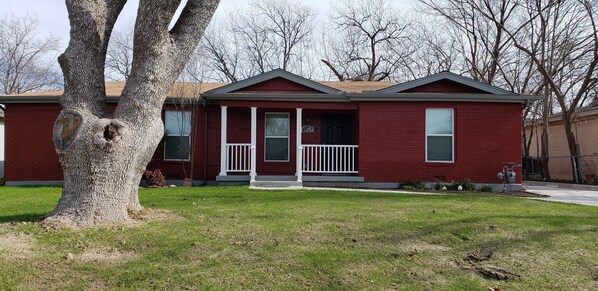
[44,0,219,227]
[562,114,581,181]
[540,89,551,180]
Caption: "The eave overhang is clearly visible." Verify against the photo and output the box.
[0,96,200,104]
[202,92,349,103]
[347,93,542,104]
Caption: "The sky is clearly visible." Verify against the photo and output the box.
[1,0,371,50]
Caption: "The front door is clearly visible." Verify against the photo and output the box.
[321,114,353,145]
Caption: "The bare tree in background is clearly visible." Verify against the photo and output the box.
[418,0,520,86]
[202,0,315,80]
[47,0,220,227]
[201,17,243,82]
[399,20,460,80]
[105,22,134,81]
[322,0,412,81]
[501,0,598,181]
[0,14,61,94]
[251,0,316,71]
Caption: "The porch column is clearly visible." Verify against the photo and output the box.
[296,108,303,182]
[219,106,228,176]
[250,107,257,182]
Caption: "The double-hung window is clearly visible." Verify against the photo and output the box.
[265,113,289,161]
[426,108,454,162]
[164,111,191,161]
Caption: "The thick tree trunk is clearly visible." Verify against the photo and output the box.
[43,0,219,227]
[45,108,163,227]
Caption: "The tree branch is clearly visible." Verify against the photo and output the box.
[59,0,127,115]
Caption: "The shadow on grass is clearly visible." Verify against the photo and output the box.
[0,213,47,223]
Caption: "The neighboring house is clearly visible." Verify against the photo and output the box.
[524,104,598,182]
[0,69,540,189]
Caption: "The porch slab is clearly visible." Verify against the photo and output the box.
[216,175,365,185]
[250,181,303,188]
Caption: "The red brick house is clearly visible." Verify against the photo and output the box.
[0,69,540,190]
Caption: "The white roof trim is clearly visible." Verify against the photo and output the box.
[377,71,514,95]
[206,68,342,94]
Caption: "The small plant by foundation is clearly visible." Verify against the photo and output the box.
[143,169,166,187]
[434,181,447,191]
[400,181,427,190]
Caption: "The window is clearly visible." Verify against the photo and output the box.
[164,111,191,160]
[426,108,454,162]
[265,113,289,161]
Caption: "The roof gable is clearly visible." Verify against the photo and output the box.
[377,71,513,95]
[206,69,342,94]
[233,77,324,93]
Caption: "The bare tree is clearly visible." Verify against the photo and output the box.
[0,14,61,94]
[46,0,220,227]
[202,0,315,80]
[399,20,460,80]
[252,0,316,71]
[170,83,204,186]
[418,0,520,85]
[495,0,598,181]
[322,0,412,81]
[201,17,243,82]
[105,22,134,81]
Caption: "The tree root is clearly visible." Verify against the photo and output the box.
[461,248,520,281]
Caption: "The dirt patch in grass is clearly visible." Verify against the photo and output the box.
[76,248,139,264]
[0,233,35,259]
[401,240,452,253]
[125,208,185,227]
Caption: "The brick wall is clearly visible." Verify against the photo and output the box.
[4,101,523,184]
[6,103,209,183]
[358,102,523,183]
[5,104,63,181]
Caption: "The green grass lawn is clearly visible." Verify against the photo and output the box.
[0,186,596,290]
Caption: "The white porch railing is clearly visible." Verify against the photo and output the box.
[302,144,358,174]
[226,143,252,172]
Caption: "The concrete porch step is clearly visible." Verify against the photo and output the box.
[250,181,303,189]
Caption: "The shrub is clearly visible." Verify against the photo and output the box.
[144,169,166,187]
[440,179,475,191]
[434,181,447,191]
[400,180,427,190]
[480,185,493,193]
[457,178,476,191]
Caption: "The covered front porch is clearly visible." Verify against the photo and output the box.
[215,104,362,186]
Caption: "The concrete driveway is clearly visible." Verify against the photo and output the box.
[524,182,598,206]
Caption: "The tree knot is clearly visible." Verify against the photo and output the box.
[104,124,119,141]
[93,119,127,150]
[53,109,83,152]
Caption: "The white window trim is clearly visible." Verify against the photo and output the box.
[164,110,192,161]
[264,112,290,162]
[425,108,454,163]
